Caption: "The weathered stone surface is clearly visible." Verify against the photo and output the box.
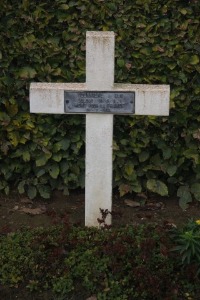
[30,31,170,227]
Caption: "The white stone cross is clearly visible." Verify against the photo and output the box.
[30,31,170,227]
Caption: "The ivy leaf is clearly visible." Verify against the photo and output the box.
[60,161,69,174]
[131,181,142,193]
[179,8,187,15]
[190,55,199,65]
[18,67,37,79]
[125,163,134,176]
[139,151,149,162]
[38,185,51,199]
[35,169,46,178]
[0,112,10,126]
[166,165,177,176]
[36,153,52,167]
[27,186,37,199]
[8,132,19,147]
[147,179,168,196]
[22,151,30,162]
[18,181,25,194]
[5,186,9,195]
[184,149,199,164]
[106,3,117,10]
[49,164,59,179]
[177,186,192,210]
[191,183,200,201]
[52,153,62,162]
[59,4,69,10]
[119,184,132,197]
[162,148,172,159]
[117,59,125,67]
[60,138,70,150]
[116,152,127,158]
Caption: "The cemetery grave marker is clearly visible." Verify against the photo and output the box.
[30,31,170,227]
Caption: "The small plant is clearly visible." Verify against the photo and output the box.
[171,219,200,274]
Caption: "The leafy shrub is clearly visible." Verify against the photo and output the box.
[171,219,200,275]
[0,222,200,299]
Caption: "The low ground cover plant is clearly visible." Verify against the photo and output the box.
[0,219,200,299]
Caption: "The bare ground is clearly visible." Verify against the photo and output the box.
[0,190,200,232]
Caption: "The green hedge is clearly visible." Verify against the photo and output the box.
[0,0,199,208]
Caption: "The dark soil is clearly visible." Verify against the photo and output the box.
[0,190,200,232]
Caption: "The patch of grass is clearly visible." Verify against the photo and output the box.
[0,220,200,299]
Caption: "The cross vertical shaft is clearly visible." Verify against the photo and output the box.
[85,32,115,226]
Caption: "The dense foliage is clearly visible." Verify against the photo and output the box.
[0,221,200,299]
[0,0,199,207]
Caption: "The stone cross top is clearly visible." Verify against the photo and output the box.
[30,31,170,227]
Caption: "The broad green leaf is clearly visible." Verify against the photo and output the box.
[147,179,168,196]
[5,186,9,195]
[60,161,69,173]
[139,151,149,162]
[117,59,125,67]
[59,4,69,10]
[116,152,127,158]
[63,187,69,195]
[190,55,199,65]
[184,149,199,164]
[167,165,177,176]
[8,132,19,147]
[125,164,134,176]
[102,25,109,31]
[177,186,192,210]
[22,151,30,162]
[36,153,52,167]
[168,63,176,70]
[49,164,59,179]
[140,48,151,55]
[162,148,172,159]
[18,67,37,79]
[151,154,162,166]
[35,169,46,178]
[0,112,10,124]
[18,181,25,194]
[27,186,37,199]
[170,89,180,100]
[53,143,62,152]
[38,185,51,199]
[52,153,62,162]
[6,103,18,116]
[60,138,70,150]
[113,141,119,151]
[131,182,142,193]
[191,183,200,201]
[25,120,35,130]
[120,139,128,145]
[106,3,117,10]
[179,8,187,15]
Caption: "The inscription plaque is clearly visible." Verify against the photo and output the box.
[64,91,135,114]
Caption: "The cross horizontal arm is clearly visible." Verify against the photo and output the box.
[30,83,170,116]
